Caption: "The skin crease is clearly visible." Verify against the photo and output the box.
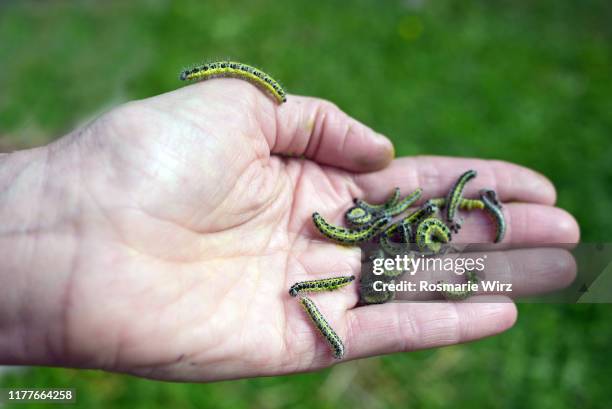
[0,79,580,382]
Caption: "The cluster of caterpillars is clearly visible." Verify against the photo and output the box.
[314,169,505,253]
[294,170,506,359]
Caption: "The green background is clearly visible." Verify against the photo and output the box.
[1,0,611,408]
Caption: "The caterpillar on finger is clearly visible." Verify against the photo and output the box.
[400,200,439,228]
[379,223,413,257]
[353,187,401,214]
[379,233,412,257]
[345,206,375,227]
[379,188,423,218]
[429,197,485,211]
[289,275,355,297]
[299,296,345,359]
[445,170,477,233]
[415,217,452,254]
[378,200,438,256]
[480,189,506,243]
[312,212,390,245]
[179,61,287,104]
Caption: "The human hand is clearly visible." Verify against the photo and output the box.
[0,80,579,381]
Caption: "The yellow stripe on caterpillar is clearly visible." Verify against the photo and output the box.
[429,197,484,211]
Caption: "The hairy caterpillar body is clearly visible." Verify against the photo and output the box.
[352,188,421,224]
[299,296,345,359]
[429,197,485,211]
[345,206,374,226]
[400,200,439,228]
[480,189,506,243]
[379,188,423,218]
[353,187,401,214]
[289,276,355,297]
[379,234,412,257]
[382,200,438,240]
[180,61,287,104]
[378,200,439,256]
[445,170,477,232]
[312,212,390,245]
[416,217,452,254]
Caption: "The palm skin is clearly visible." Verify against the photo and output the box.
[7,79,579,382]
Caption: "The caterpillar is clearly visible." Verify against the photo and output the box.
[380,233,411,257]
[299,296,345,359]
[345,206,374,227]
[379,188,423,218]
[353,187,401,214]
[361,287,395,304]
[289,275,355,297]
[379,224,412,257]
[379,201,439,256]
[396,220,413,243]
[415,217,452,254]
[401,200,439,228]
[359,275,396,304]
[429,197,485,211]
[312,212,390,245]
[438,271,479,300]
[479,189,506,243]
[445,170,477,233]
[349,188,423,229]
[179,61,287,104]
[384,200,439,239]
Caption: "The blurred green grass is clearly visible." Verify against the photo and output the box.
[1,0,611,408]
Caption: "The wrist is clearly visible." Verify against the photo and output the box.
[0,144,80,366]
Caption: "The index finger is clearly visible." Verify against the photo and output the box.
[272,95,395,172]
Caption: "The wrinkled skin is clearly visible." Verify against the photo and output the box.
[0,79,579,381]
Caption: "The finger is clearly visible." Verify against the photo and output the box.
[352,156,557,205]
[272,96,394,172]
[343,296,516,359]
[449,247,576,298]
[452,203,580,244]
[385,247,576,301]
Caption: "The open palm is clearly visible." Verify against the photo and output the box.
[39,79,578,381]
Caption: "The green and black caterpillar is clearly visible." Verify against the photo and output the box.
[180,60,287,104]
[288,275,355,360]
